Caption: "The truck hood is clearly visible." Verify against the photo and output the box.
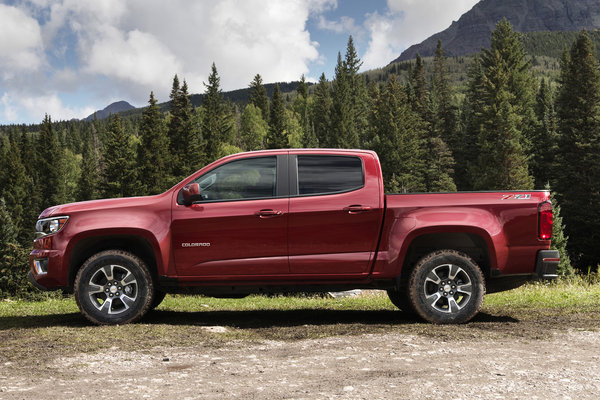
[38,193,169,219]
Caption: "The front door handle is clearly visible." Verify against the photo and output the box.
[343,205,372,214]
[255,209,283,218]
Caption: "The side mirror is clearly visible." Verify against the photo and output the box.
[182,183,202,206]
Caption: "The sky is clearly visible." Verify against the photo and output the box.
[0,0,479,124]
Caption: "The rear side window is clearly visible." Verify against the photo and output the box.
[297,155,363,195]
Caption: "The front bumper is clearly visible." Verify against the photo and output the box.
[535,249,559,280]
[28,271,49,291]
[29,248,69,290]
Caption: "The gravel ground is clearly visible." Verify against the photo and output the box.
[1,328,598,399]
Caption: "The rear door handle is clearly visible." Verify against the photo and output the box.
[343,205,372,214]
[255,209,283,218]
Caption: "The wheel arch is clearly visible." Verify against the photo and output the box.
[398,229,494,287]
[68,232,160,289]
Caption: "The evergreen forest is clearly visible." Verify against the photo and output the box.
[2,20,599,297]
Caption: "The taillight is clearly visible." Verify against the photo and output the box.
[538,201,553,240]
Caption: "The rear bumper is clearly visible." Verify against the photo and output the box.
[536,249,559,280]
[487,249,559,293]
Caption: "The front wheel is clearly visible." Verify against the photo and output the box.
[387,289,415,314]
[74,250,154,325]
[150,290,167,310]
[408,250,485,324]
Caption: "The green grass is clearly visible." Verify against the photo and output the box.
[2,277,597,317]
[484,277,600,310]
[159,291,395,312]
[0,279,598,368]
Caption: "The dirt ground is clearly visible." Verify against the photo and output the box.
[1,324,599,399]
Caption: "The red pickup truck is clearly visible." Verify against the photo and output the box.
[29,149,558,325]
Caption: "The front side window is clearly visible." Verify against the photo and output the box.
[192,156,277,202]
[297,155,363,195]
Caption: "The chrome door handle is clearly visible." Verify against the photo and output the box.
[343,205,372,214]
[255,209,283,218]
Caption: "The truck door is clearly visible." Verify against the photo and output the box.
[172,155,289,276]
[288,154,383,275]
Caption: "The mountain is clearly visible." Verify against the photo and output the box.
[83,101,136,121]
[392,0,600,63]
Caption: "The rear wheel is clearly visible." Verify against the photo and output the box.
[74,250,154,325]
[408,250,485,324]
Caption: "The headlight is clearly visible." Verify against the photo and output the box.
[35,216,69,237]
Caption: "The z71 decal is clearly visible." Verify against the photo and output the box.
[501,194,531,200]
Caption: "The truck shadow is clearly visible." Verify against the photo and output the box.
[0,309,518,330]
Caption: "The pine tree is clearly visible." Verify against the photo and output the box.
[459,56,486,190]
[0,135,27,240]
[167,74,182,159]
[474,97,534,190]
[470,19,535,190]
[482,19,537,152]
[431,40,460,166]
[329,38,369,149]
[101,115,137,198]
[555,30,600,269]
[330,52,356,148]
[77,129,101,201]
[0,197,28,297]
[369,75,426,193]
[65,123,82,154]
[425,137,457,192]
[203,63,233,162]
[240,104,268,150]
[285,109,304,148]
[137,91,171,195]
[415,42,458,192]
[62,148,80,204]
[0,198,16,256]
[311,73,332,147]
[267,83,288,148]
[293,74,314,147]
[544,184,573,275]
[248,74,269,120]
[344,36,369,144]
[168,77,203,178]
[411,54,429,119]
[18,128,41,244]
[531,78,558,187]
[37,115,66,209]
[297,74,308,99]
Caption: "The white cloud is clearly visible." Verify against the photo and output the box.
[361,0,479,70]
[0,91,94,123]
[0,0,337,123]
[306,0,337,14]
[362,13,397,70]
[66,0,329,94]
[84,28,183,87]
[0,4,44,74]
[1,93,18,122]
[20,93,95,121]
[317,15,360,35]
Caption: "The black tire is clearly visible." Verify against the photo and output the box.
[408,250,485,324]
[386,289,415,314]
[74,250,154,325]
[150,290,167,310]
